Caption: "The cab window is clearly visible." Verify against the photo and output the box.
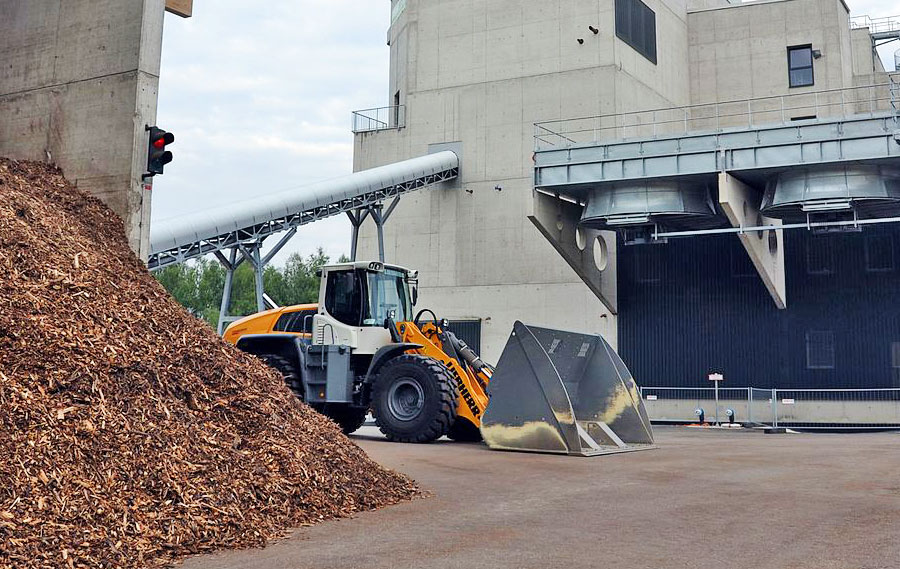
[365,268,411,325]
[324,271,363,326]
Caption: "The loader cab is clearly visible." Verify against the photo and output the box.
[314,261,418,354]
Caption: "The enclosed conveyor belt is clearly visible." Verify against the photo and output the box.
[148,151,459,270]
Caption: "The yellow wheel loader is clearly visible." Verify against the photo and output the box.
[224,261,654,455]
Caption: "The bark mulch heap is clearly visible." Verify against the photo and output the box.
[0,158,420,569]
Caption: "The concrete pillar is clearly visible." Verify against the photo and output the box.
[0,0,167,259]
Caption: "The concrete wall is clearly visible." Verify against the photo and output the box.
[357,0,693,362]
[687,0,854,105]
[0,0,166,257]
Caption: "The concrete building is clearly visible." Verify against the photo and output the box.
[352,0,900,391]
[0,0,191,258]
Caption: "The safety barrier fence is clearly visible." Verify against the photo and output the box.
[638,386,900,429]
[535,79,899,150]
[352,105,406,133]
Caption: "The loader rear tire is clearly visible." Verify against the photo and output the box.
[260,354,305,402]
[372,355,458,443]
[447,418,483,442]
[325,405,368,435]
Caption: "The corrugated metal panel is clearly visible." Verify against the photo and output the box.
[618,226,900,388]
[417,319,482,356]
[448,320,482,355]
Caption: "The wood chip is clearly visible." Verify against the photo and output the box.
[0,158,420,569]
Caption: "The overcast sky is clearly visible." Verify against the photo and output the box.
[153,1,391,264]
[152,0,898,265]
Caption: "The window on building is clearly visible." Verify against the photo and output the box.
[806,331,835,369]
[806,235,834,275]
[392,90,402,127]
[864,234,894,273]
[788,45,814,88]
[615,0,657,64]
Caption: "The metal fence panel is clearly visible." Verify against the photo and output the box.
[639,386,900,428]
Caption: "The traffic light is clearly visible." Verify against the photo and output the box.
[145,125,174,178]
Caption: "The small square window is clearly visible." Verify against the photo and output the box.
[864,234,894,273]
[788,45,814,88]
[806,331,835,369]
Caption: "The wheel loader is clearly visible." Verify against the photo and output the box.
[224,260,655,455]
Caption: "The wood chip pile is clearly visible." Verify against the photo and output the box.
[0,159,419,568]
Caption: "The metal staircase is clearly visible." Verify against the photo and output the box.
[892,73,899,130]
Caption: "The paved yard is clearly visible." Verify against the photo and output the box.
[184,426,900,569]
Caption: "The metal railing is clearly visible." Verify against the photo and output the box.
[535,81,897,150]
[849,15,900,35]
[351,105,406,133]
[639,386,900,429]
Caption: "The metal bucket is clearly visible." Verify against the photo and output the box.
[481,322,655,456]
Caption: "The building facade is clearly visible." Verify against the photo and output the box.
[353,0,899,388]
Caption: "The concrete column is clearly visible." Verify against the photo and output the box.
[0,0,167,259]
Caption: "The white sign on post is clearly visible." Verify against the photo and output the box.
[708,372,724,425]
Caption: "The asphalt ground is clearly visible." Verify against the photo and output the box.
[184,426,900,569]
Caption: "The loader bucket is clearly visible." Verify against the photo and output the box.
[481,321,655,456]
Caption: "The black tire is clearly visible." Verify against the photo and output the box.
[260,354,305,401]
[324,405,368,435]
[447,418,483,442]
[372,355,458,443]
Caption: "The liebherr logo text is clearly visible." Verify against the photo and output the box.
[456,374,480,417]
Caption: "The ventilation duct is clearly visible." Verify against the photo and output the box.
[579,180,720,230]
[760,165,900,221]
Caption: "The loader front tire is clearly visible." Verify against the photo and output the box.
[260,354,305,402]
[372,355,458,443]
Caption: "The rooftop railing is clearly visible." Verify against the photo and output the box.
[351,105,406,134]
[849,15,900,35]
[535,78,899,151]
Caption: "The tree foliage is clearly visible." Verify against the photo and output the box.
[154,249,344,329]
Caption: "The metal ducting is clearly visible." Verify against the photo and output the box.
[760,165,900,221]
[579,179,720,230]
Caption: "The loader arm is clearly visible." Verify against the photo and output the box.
[394,320,490,428]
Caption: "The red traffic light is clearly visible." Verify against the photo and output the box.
[145,126,175,178]
[152,132,175,149]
